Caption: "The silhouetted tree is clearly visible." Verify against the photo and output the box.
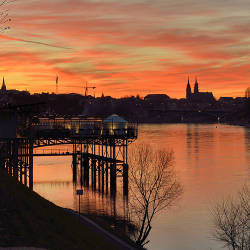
[245,87,250,98]
[128,144,183,247]
[212,185,250,250]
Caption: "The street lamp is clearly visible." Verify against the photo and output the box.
[76,189,83,217]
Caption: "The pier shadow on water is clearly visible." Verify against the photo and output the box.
[71,163,136,241]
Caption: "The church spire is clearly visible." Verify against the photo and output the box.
[194,77,199,94]
[1,77,6,93]
[186,76,191,99]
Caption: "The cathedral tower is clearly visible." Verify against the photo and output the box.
[194,77,199,94]
[186,76,191,99]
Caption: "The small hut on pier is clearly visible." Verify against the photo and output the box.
[103,114,128,135]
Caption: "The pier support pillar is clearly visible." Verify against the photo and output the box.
[105,162,109,192]
[13,139,18,179]
[84,157,89,186]
[19,143,23,184]
[110,162,117,196]
[24,140,28,186]
[123,163,128,197]
[97,160,101,191]
[101,161,105,193]
[29,139,33,190]
[80,154,84,186]
[92,159,97,190]
[72,153,77,183]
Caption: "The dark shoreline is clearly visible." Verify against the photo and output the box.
[136,121,250,128]
[0,168,135,249]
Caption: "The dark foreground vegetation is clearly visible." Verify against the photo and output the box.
[212,185,250,250]
[0,168,118,250]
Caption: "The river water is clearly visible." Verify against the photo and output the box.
[33,124,250,250]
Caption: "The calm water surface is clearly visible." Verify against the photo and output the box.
[33,124,250,250]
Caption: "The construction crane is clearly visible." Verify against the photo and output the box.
[56,76,58,94]
[84,82,96,96]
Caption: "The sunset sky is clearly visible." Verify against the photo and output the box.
[1,0,250,98]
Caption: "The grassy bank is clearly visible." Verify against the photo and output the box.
[0,168,119,250]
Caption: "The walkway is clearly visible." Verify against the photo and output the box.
[64,208,137,250]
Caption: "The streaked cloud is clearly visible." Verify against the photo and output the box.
[1,0,250,97]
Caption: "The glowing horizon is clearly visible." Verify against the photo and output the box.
[1,0,250,98]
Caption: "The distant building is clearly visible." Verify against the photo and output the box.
[186,77,215,103]
[218,97,234,103]
[144,94,170,113]
[144,94,170,103]
[235,97,247,103]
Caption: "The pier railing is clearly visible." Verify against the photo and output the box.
[30,117,138,139]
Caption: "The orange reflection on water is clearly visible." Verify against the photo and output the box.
[136,124,249,250]
[32,124,249,250]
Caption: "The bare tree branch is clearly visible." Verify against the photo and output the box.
[128,144,183,247]
[0,0,12,33]
[212,185,250,250]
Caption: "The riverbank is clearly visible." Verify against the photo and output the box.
[133,106,250,126]
[0,168,134,249]
[137,119,250,128]
[223,121,250,128]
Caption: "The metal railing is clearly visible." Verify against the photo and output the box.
[33,148,71,155]
[30,117,138,139]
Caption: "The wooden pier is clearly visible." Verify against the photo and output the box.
[0,106,137,197]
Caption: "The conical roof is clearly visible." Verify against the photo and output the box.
[1,77,6,91]
[103,114,127,123]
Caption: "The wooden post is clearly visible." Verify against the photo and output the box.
[92,159,96,190]
[29,139,33,190]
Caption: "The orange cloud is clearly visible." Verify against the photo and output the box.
[1,0,249,98]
